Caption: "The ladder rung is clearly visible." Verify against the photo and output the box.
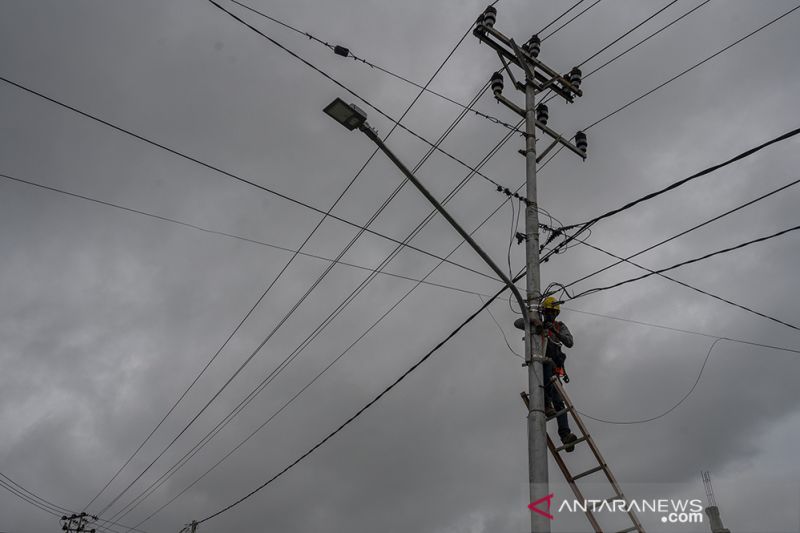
[546,406,572,421]
[614,527,639,533]
[572,464,605,480]
[554,435,588,452]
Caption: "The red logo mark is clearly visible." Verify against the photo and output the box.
[528,493,555,520]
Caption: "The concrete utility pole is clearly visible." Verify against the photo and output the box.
[473,7,587,532]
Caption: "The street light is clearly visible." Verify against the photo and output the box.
[323,98,534,356]
[323,97,367,131]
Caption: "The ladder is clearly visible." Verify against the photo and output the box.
[522,377,646,533]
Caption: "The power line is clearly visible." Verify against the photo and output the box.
[577,337,722,425]
[566,225,800,332]
[0,76,497,284]
[98,14,487,522]
[0,477,123,533]
[582,0,712,77]
[536,0,589,35]
[583,2,800,130]
[127,122,545,529]
[541,0,604,41]
[564,176,800,288]
[224,0,524,135]
[112,108,524,526]
[192,269,526,527]
[0,174,490,298]
[562,305,800,355]
[543,125,800,263]
[577,0,678,67]
[103,14,519,521]
[541,0,713,107]
[206,0,529,201]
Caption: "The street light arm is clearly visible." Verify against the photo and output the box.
[359,123,533,345]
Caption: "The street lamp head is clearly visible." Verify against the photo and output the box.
[323,98,368,131]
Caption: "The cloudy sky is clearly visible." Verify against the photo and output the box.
[1,1,800,532]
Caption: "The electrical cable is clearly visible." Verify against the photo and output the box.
[99,21,491,523]
[576,338,722,425]
[536,0,589,35]
[0,479,120,533]
[0,76,496,284]
[192,268,526,527]
[583,3,800,131]
[127,119,561,528]
[0,172,488,298]
[565,226,800,332]
[564,177,800,289]
[112,102,522,526]
[543,125,800,264]
[561,305,800,355]
[541,0,604,42]
[577,0,679,67]
[0,474,146,533]
[225,0,524,136]
[206,0,529,201]
[482,295,524,360]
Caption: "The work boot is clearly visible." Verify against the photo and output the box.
[544,401,556,418]
[560,432,578,453]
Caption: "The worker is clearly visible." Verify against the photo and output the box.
[515,296,578,452]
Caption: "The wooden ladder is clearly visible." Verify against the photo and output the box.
[522,378,646,533]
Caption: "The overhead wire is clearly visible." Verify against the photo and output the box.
[542,125,800,264]
[0,172,488,297]
[114,106,524,527]
[567,225,800,324]
[169,2,800,516]
[564,177,800,289]
[226,0,524,136]
[206,0,529,202]
[561,305,800,355]
[128,118,553,528]
[577,0,679,67]
[99,12,492,523]
[576,337,722,425]
[0,477,123,533]
[192,268,527,527]
[536,0,589,35]
[583,2,800,131]
[541,0,604,42]
[0,76,496,284]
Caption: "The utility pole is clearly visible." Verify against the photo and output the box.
[473,6,587,532]
[59,512,97,533]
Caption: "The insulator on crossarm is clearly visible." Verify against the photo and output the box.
[568,66,582,92]
[575,131,587,155]
[481,6,497,28]
[536,103,549,125]
[490,72,504,96]
[523,35,541,58]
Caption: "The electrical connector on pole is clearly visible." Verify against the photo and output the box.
[60,512,98,533]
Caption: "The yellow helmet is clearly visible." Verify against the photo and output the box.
[541,296,560,313]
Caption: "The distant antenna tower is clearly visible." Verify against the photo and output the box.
[702,471,731,533]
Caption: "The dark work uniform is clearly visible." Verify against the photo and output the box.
[543,321,573,438]
[514,317,574,438]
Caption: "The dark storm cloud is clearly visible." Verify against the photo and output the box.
[2,1,799,532]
